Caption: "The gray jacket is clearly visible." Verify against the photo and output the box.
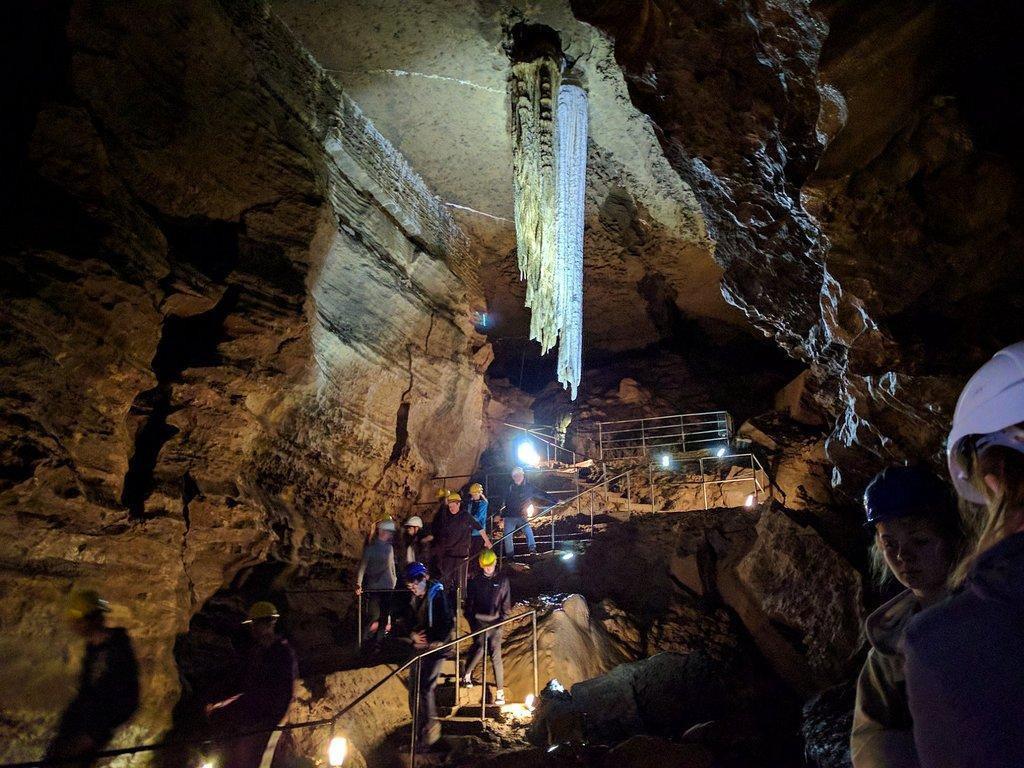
[357,539,397,591]
[851,589,921,768]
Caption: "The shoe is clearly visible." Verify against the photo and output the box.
[494,690,506,705]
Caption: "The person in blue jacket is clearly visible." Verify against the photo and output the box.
[904,341,1024,768]
[467,482,489,568]
[403,561,454,751]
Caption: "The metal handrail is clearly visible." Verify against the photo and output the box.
[406,609,538,764]
[2,611,539,768]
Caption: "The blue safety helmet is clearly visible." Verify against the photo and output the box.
[863,465,953,528]
[404,561,428,581]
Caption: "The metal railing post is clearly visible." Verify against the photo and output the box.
[680,414,687,453]
[590,490,595,540]
[481,632,488,726]
[649,462,655,513]
[598,421,603,461]
[532,611,539,698]
[356,592,362,651]
[701,457,709,510]
[411,657,421,767]
[455,583,462,707]
[626,471,631,514]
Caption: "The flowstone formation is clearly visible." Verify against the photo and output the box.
[1,0,487,757]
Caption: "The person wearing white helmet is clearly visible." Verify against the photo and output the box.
[903,341,1024,768]
[356,518,398,650]
[401,515,427,565]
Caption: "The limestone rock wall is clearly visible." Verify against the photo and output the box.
[0,0,487,757]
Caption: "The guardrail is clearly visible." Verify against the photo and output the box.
[596,410,732,461]
[3,609,539,768]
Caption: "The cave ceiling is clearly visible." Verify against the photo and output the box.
[273,0,752,370]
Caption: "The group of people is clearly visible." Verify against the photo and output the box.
[851,340,1024,767]
[46,593,296,768]
[45,341,1024,768]
[354,466,553,749]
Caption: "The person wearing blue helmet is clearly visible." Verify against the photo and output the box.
[850,465,968,768]
[402,561,453,751]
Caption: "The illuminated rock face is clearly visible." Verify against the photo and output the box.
[0,1,486,756]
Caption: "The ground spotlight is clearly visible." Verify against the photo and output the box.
[525,693,536,711]
[744,493,755,508]
[561,551,575,561]
[715,446,727,458]
[517,441,541,467]
[199,760,215,768]
[660,454,671,468]
[328,735,348,766]
[527,503,535,519]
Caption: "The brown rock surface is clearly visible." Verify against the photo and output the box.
[1,1,486,758]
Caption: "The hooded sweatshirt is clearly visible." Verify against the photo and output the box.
[851,589,921,768]
[904,531,1024,768]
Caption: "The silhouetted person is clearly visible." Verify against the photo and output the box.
[402,562,453,751]
[461,549,512,705]
[46,590,139,767]
[206,602,297,768]
[499,467,555,556]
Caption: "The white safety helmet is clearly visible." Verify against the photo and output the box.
[404,516,423,528]
[377,519,397,533]
[947,341,1024,503]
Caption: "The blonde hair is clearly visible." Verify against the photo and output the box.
[951,444,1024,585]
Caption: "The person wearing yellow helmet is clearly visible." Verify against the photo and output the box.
[431,491,492,607]
[356,518,398,651]
[206,600,297,768]
[467,482,490,570]
[46,590,139,766]
[461,548,512,705]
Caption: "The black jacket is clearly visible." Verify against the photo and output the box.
[218,636,298,729]
[464,570,512,626]
[503,479,555,518]
[50,627,139,748]
[432,510,483,558]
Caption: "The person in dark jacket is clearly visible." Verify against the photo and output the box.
[206,601,298,768]
[46,590,139,767]
[498,467,556,556]
[403,561,454,751]
[400,515,428,566]
[850,466,966,768]
[904,341,1024,768]
[431,492,492,604]
[461,549,512,705]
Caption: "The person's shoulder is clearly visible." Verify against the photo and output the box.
[904,587,981,658]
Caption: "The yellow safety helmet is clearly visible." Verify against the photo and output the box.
[469,483,484,495]
[244,601,280,624]
[478,549,497,568]
[436,487,450,499]
[446,492,462,503]
[65,590,110,620]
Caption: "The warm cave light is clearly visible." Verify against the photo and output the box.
[527,503,536,519]
[328,735,348,767]
[715,446,727,458]
[745,493,755,508]
[525,693,536,711]
[199,760,215,768]
[517,441,542,467]
[660,454,671,468]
